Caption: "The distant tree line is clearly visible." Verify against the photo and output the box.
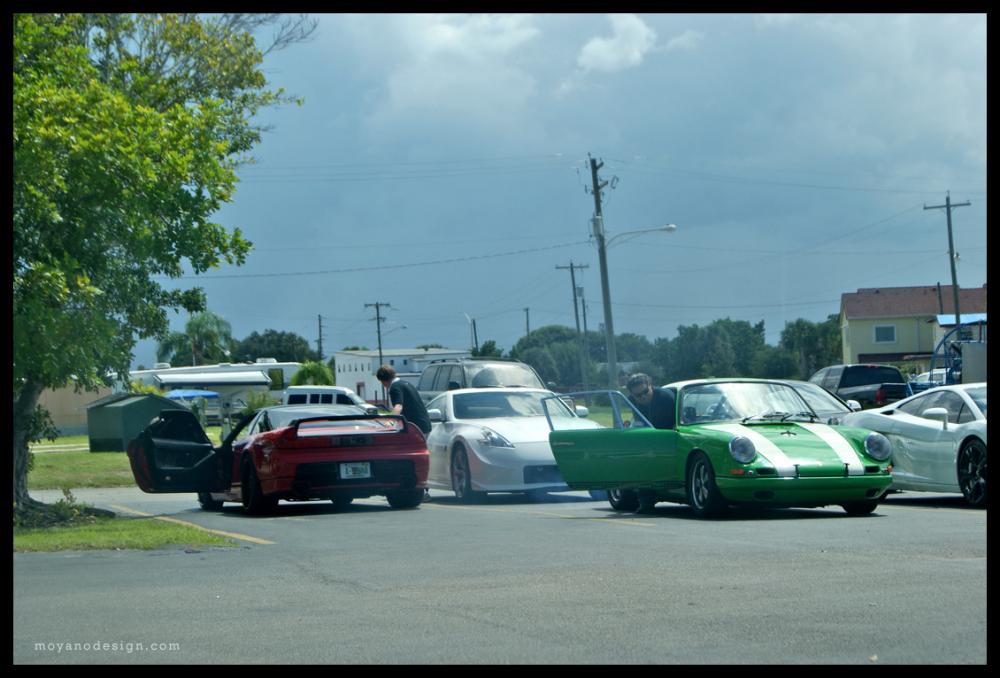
[503,315,842,388]
[153,311,841,390]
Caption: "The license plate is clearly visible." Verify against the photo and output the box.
[340,462,371,479]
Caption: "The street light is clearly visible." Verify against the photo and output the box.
[592,217,678,389]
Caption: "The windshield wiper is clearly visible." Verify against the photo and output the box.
[741,411,791,424]
[782,411,820,422]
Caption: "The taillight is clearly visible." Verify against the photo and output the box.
[875,387,885,406]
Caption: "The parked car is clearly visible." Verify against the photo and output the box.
[416,357,546,404]
[126,404,429,514]
[840,383,987,507]
[283,385,377,414]
[909,369,948,394]
[809,364,912,409]
[425,387,602,501]
[544,379,894,518]
[779,379,861,424]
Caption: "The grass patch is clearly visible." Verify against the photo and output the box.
[29,451,137,490]
[14,516,236,552]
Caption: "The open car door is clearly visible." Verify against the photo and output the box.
[126,409,230,493]
[543,391,679,492]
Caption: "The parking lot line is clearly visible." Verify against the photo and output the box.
[107,504,275,545]
[420,501,657,527]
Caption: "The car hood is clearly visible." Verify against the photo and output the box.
[462,416,603,444]
[693,421,875,477]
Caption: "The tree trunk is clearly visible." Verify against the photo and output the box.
[13,376,45,510]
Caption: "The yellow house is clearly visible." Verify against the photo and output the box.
[840,284,987,370]
[38,383,115,436]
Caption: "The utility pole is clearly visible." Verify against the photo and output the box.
[590,155,616,389]
[472,318,479,353]
[317,314,325,362]
[578,285,589,364]
[524,308,530,337]
[557,261,590,390]
[924,192,970,328]
[365,302,390,403]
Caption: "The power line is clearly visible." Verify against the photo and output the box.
[158,240,591,280]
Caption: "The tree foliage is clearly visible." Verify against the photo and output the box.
[13,13,313,512]
[157,311,235,367]
[290,361,335,386]
[234,329,318,363]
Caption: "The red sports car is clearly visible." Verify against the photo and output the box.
[126,404,429,514]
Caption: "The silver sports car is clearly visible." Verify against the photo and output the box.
[841,382,986,506]
[424,387,602,501]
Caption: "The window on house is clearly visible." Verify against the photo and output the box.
[874,325,896,343]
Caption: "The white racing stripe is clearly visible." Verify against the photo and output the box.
[796,423,865,476]
[704,424,797,477]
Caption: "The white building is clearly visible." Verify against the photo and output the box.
[334,348,470,404]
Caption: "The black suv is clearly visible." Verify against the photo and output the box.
[809,363,913,409]
[416,357,546,404]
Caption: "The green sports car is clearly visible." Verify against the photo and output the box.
[544,379,894,518]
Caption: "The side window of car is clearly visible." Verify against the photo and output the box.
[935,392,967,424]
[287,394,307,405]
[896,394,932,417]
[432,366,454,392]
[418,366,439,392]
[447,365,465,389]
[824,367,844,391]
[809,368,827,386]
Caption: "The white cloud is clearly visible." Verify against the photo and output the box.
[664,29,704,52]
[576,14,657,73]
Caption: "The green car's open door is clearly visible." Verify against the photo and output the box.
[543,391,680,491]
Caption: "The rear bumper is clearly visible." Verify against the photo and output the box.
[264,453,429,499]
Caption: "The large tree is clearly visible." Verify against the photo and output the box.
[233,329,319,363]
[13,13,315,514]
[157,311,236,366]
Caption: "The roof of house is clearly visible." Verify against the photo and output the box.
[334,348,469,358]
[841,284,987,319]
[154,370,272,387]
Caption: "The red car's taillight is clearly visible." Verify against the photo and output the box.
[875,387,885,406]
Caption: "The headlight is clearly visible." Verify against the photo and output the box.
[729,436,756,464]
[864,432,891,461]
[479,428,514,448]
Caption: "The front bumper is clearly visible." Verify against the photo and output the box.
[716,474,892,506]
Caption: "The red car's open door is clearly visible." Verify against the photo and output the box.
[126,409,229,493]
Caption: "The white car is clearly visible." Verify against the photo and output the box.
[840,383,986,506]
[425,387,603,501]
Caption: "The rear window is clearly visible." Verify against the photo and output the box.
[841,366,905,388]
[467,363,544,388]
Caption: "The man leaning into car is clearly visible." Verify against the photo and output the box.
[626,373,676,430]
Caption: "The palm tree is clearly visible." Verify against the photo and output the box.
[156,311,235,367]
[291,361,335,385]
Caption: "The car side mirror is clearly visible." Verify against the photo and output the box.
[364,405,379,415]
[427,408,444,423]
[547,382,558,389]
[575,406,590,418]
[921,407,949,430]
[846,400,862,412]
[447,381,461,391]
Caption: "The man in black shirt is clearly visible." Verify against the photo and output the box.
[626,373,676,430]
[376,365,432,436]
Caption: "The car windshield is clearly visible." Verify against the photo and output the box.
[964,386,986,417]
[679,382,812,425]
[467,363,544,388]
[841,366,903,387]
[791,381,849,414]
[453,391,569,419]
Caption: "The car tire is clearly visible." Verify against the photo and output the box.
[197,492,224,511]
[241,462,277,515]
[450,445,483,503]
[386,489,424,510]
[607,488,639,512]
[841,500,879,516]
[957,438,987,507]
[686,451,728,519]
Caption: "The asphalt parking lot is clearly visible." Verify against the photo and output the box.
[14,487,986,664]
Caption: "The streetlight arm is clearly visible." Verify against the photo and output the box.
[606,224,677,248]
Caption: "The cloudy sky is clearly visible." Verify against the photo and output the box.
[135,13,986,368]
